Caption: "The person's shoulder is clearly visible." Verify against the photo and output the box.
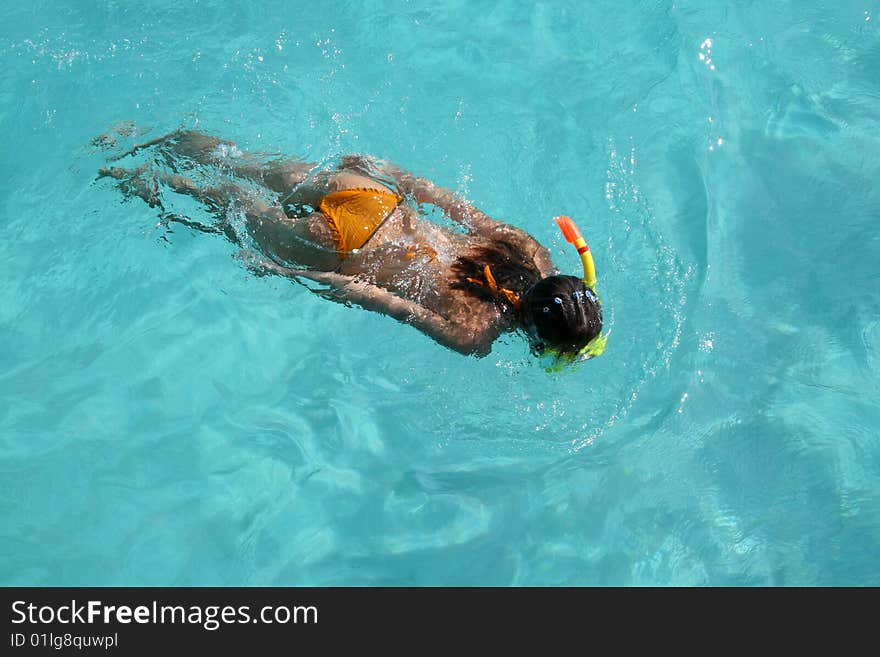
[485,224,554,277]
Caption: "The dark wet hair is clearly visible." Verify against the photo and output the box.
[451,241,542,306]
[452,244,602,355]
[520,275,603,355]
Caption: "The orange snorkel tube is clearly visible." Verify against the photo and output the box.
[554,215,597,291]
[547,215,607,363]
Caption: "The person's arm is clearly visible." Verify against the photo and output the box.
[339,155,555,276]
[340,155,494,229]
[244,255,496,356]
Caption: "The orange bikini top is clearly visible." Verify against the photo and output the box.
[467,265,521,309]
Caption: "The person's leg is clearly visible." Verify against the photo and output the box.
[99,164,238,213]
[99,165,339,270]
[112,130,315,196]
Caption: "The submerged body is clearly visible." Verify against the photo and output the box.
[99,129,599,358]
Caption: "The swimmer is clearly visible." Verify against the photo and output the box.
[98,129,605,361]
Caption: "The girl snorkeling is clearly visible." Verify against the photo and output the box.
[98,129,605,363]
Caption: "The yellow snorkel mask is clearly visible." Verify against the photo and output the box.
[536,216,607,368]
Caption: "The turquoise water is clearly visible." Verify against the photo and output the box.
[1,0,879,585]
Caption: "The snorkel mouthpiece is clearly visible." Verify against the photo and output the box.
[555,215,597,290]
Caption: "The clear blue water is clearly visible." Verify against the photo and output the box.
[1,0,879,585]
